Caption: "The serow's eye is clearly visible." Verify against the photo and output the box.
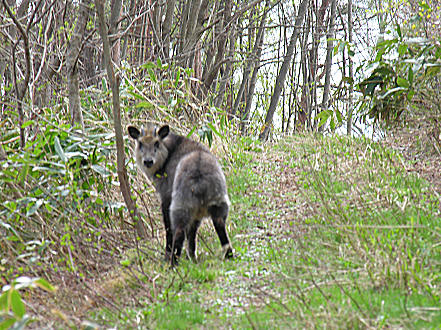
[154,141,160,149]
[138,142,143,150]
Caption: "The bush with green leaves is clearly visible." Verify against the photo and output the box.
[0,112,124,280]
[358,23,441,124]
[0,276,55,329]
[0,59,230,283]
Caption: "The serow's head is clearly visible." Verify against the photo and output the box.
[128,124,170,179]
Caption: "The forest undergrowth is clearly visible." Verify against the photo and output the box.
[3,123,439,329]
[2,0,441,328]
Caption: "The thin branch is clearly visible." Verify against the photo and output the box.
[2,0,33,147]
[95,0,148,239]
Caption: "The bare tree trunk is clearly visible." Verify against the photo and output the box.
[198,1,225,93]
[66,0,91,130]
[214,27,238,109]
[6,0,30,41]
[240,58,262,134]
[286,41,300,133]
[0,0,18,114]
[178,0,212,71]
[162,0,177,60]
[2,0,33,148]
[178,1,191,55]
[232,0,269,119]
[95,0,148,239]
[121,0,136,62]
[301,11,313,130]
[347,0,353,135]
[259,0,308,141]
[202,38,215,85]
[320,0,337,131]
[182,0,201,66]
[202,0,229,93]
[149,0,164,59]
[285,69,294,132]
[140,8,148,63]
[310,0,332,131]
[240,1,270,134]
[31,2,55,108]
[110,0,123,66]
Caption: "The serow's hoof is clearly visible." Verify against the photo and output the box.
[164,251,171,262]
[223,245,234,259]
[171,256,179,267]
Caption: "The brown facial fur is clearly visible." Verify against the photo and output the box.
[135,134,168,181]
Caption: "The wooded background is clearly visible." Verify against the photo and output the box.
[3,0,438,145]
[1,1,441,327]
[1,0,440,253]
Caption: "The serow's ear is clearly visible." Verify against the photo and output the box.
[128,126,141,140]
[157,125,170,139]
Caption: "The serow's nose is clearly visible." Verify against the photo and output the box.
[144,159,154,168]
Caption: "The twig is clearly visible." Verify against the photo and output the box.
[1,0,43,148]
[95,0,147,239]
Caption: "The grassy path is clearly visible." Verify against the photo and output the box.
[35,134,441,328]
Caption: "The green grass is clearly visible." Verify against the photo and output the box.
[149,299,206,330]
[84,133,441,328]
[237,286,441,328]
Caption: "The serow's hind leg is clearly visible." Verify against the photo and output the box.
[161,199,173,261]
[209,203,233,259]
[171,226,185,266]
[170,208,190,266]
[186,220,201,262]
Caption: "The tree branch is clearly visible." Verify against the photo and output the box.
[2,0,34,148]
[95,0,147,239]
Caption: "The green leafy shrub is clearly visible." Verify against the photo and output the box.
[0,276,55,329]
[358,24,441,124]
[0,112,125,280]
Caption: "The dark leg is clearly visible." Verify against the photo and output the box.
[171,225,186,266]
[161,199,172,261]
[186,220,201,262]
[170,208,191,266]
[209,203,233,259]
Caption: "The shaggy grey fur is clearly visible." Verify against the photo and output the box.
[128,124,233,265]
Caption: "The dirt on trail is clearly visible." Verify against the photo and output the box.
[385,120,441,200]
[25,122,441,327]
[26,138,309,328]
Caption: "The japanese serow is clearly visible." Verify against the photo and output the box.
[128,124,233,265]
